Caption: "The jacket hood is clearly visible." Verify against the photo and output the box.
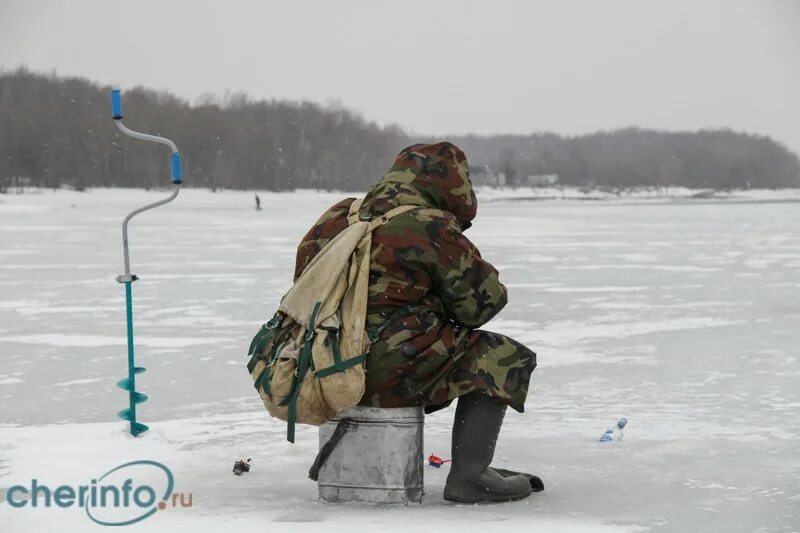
[359,142,477,228]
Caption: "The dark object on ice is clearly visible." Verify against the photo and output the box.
[690,190,719,199]
[255,194,261,210]
[443,391,534,503]
[309,418,357,481]
[233,458,252,476]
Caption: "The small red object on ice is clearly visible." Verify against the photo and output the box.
[426,454,451,468]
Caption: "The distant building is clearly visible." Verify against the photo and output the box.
[519,174,559,187]
[469,165,506,187]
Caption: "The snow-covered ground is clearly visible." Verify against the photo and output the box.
[1,188,798,532]
[472,185,800,203]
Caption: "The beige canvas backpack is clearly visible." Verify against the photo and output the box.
[246,199,417,442]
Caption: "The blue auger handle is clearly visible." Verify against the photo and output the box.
[171,152,182,184]
[111,88,183,185]
[111,88,123,120]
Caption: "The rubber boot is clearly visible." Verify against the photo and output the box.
[443,392,533,503]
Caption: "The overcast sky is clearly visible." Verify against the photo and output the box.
[2,0,798,154]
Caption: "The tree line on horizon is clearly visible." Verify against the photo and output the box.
[1,68,798,193]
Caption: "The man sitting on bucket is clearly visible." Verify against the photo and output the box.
[250,142,540,503]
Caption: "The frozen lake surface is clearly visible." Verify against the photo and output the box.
[1,188,798,532]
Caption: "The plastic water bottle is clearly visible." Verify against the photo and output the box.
[599,417,627,442]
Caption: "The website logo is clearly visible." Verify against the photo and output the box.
[6,460,192,526]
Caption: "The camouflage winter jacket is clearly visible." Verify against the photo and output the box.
[293,142,515,409]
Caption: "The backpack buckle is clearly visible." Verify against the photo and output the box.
[265,314,281,329]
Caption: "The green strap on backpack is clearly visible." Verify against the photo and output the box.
[278,302,321,443]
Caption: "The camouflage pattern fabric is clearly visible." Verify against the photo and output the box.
[293,142,536,412]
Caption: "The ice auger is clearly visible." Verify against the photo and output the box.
[111,88,183,437]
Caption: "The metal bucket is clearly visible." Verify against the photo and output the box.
[317,406,424,504]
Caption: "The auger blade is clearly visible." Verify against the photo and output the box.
[130,421,149,437]
[118,408,134,421]
[117,377,133,391]
[131,391,148,404]
[133,366,146,375]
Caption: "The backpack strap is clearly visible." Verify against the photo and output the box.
[348,199,418,229]
[308,418,358,481]
[368,204,418,231]
[347,198,364,225]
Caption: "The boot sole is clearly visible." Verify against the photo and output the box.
[443,491,532,504]
[443,486,532,504]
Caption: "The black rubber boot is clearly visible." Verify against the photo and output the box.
[443,392,533,503]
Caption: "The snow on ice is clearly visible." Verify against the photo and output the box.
[1,188,798,532]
